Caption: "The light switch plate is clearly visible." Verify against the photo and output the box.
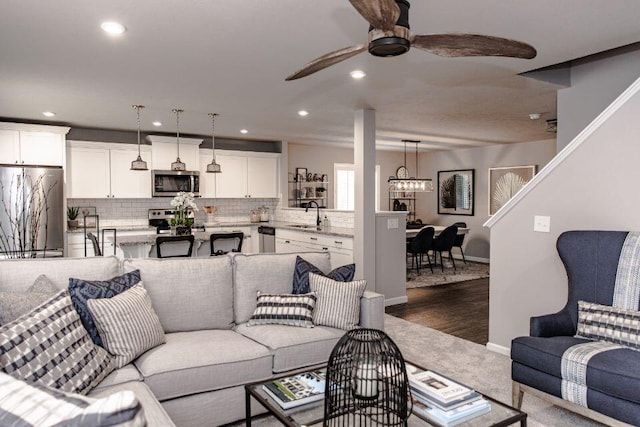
[534,215,551,233]
[387,218,399,229]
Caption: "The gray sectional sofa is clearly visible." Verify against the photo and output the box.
[0,252,385,426]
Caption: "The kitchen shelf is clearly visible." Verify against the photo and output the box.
[289,178,328,208]
[389,186,416,222]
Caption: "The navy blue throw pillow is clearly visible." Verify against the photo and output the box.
[68,269,141,347]
[292,256,356,294]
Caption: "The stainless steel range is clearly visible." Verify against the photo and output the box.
[148,209,175,234]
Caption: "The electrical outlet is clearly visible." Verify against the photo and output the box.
[534,215,551,233]
[387,218,399,229]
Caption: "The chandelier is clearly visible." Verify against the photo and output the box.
[388,140,433,192]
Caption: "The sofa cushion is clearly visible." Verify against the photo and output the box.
[512,335,640,404]
[133,330,272,401]
[235,322,345,373]
[0,372,145,427]
[234,252,331,324]
[247,292,317,328]
[292,255,355,294]
[92,364,143,392]
[576,300,640,351]
[68,270,142,347]
[123,257,234,332]
[88,285,166,368]
[0,256,121,292]
[0,274,58,325]
[0,291,114,395]
[310,272,367,330]
[89,380,176,427]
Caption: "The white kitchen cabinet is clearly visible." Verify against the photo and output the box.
[200,225,257,255]
[0,126,66,166]
[275,228,353,269]
[215,152,279,198]
[67,142,152,198]
[198,149,217,198]
[148,135,201,172]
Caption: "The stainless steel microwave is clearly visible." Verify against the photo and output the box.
[151,170,200,197]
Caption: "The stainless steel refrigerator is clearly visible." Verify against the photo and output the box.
[0,165,64,258]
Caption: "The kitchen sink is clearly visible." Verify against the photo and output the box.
[290,224,315,229]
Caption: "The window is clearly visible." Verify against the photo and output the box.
[334,164,380,211]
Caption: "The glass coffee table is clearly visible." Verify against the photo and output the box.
[245,362,527,427]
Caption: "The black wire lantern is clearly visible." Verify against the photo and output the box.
[324,328,411,426]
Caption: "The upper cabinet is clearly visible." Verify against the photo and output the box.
[214,151,279,198]
[67,141,152,198]
[0,123,70,166]
[148,135,201,172]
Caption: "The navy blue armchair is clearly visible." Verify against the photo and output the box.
[511,231,640,426]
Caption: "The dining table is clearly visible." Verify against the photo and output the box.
[405,225,469,239]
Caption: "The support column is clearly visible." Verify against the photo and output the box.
[353,109,377,291]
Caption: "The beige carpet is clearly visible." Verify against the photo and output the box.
[238,316,604,427]
[406,260,490,288]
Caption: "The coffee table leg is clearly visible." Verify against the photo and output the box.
[245,388,252,427]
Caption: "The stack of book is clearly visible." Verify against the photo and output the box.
[262,369,326,410]
[406,364,491,426]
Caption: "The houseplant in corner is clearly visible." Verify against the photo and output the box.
[170,192,198,235]
[67,206,79,229]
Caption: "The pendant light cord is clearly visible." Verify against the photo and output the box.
[209,113,218,158]
[172,109,183,159]
[133,105,144,157]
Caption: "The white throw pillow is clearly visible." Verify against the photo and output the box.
[309,272,367,330]
[0,372,146,427]
[87,284,166,368]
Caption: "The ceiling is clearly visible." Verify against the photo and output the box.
[1,1,640,152]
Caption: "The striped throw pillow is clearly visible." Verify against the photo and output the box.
[0,372,146,427]
[0,290,114,395]
[247,292,317,328]
[309,272,367,330]
[87,284,166,368]
[576,300,640,351]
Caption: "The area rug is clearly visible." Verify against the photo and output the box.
[406,259,490,288]
[237,316,601,427]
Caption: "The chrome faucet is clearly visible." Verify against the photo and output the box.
[305,201,322,227]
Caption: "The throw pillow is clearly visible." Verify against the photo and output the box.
[0,290,114,395]
[0,274,58,326]
[309,272,367,330]
[87,284,166,368]
[0,372,146,427]
[68,269,142,347]
[247,292,317,328]
[292,256,356,294]
[576,300,640,351]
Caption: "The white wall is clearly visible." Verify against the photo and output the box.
[557,44,640,151]
[418,140,557,260]
[488,75,640,350]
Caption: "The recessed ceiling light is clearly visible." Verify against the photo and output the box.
[240,129,249,134]
[101,21,126,35]
[350,70,367,79]
[298,110,309,117]
[529,113,541,120]
[42,111,56,117]
[152,121,162,127]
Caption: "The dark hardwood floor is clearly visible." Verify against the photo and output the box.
[385,277,489,345]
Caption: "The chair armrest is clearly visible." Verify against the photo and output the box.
[530,309,575,337]
[359,291,385,330]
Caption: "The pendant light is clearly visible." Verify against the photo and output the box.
[388,140,433,192]
[130,105,148,170]
[206,113,221,173]
[171,108,186,171]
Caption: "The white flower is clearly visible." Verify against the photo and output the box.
[170,191,198,212]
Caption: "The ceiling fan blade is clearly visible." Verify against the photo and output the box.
[411,34,537,59]
[349,0,400,31]
[286,44,367,81]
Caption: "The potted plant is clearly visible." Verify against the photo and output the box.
[67,206,79,229]
[170,192,198,235]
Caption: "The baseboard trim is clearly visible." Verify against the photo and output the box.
[486,342,510,356]
[453,254,489,264]
[385,296,408,307]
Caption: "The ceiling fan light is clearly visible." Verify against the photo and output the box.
[368,36,410,57]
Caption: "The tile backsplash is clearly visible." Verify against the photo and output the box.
[67,198,354,228]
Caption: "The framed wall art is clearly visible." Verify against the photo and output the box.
[437,169,475,216]
[488,165,537,215]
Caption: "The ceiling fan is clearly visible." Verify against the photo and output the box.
[286,0,537,81]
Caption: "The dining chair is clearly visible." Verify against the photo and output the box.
[432,225,458,271]
[86,232,102,257]
[210,232,244,256]
[452,221,467,264]
[156,235,195,258]
[406,226,435,274]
